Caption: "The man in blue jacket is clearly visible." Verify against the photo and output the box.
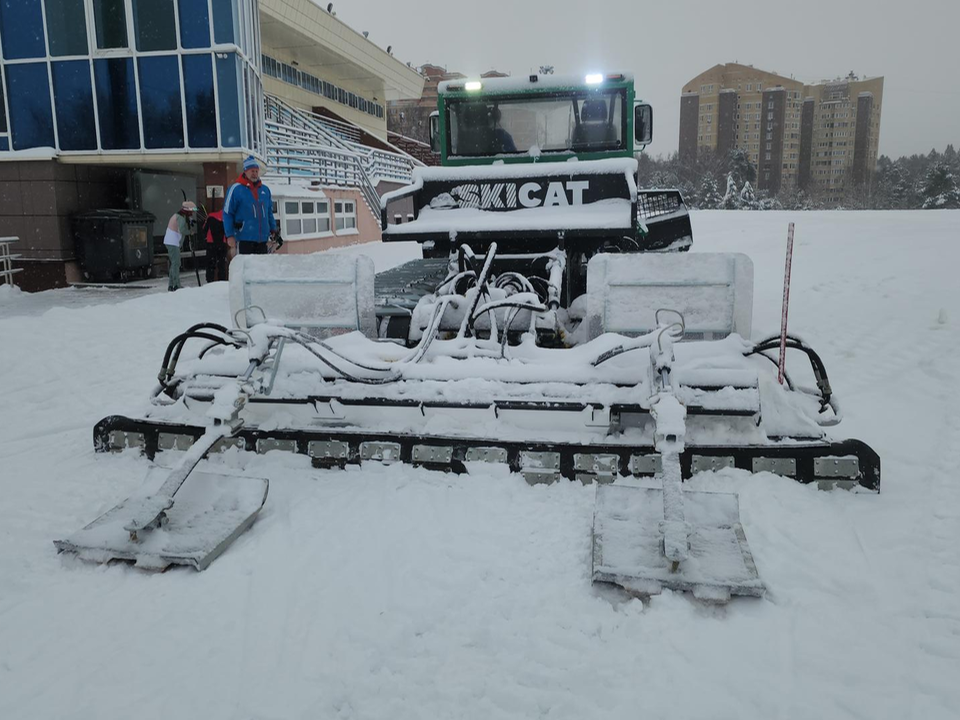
[223,155,278,255]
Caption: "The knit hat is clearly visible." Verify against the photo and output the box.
[181,200,197,213]
[243,155,260,171]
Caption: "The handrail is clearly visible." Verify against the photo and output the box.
[0,236,22,286]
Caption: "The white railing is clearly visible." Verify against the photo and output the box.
[265,121,381,220]
[264,94,419,188]
[0,237,22,287]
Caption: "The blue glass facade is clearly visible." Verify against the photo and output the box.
[0,0,263,155]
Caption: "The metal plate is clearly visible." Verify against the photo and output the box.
[108,430,145,452]
[308,440,349,460]
[520,451,560,470]
[576,472,616,485]
[691,455,735,473]
[629,454,662,476]
[592,484,765,601]
[752,457,797,477]
[55,470,269,572]
[158,432,194,451]
[574,453,619,474]
[814,456,860,479]
[360,441,401,463]
[817,479,859,491]
[212,437,245,453]
[465,447,508,463]
[257,438,297,454]
[522,470,561,485]
[412,445,453,464]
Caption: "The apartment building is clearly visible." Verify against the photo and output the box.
[679,63,883,199]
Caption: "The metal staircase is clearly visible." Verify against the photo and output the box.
[264,95,420,223]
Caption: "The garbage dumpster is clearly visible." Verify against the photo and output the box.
[74,209,156,282]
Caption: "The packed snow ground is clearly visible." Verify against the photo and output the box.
[1,211,958,720]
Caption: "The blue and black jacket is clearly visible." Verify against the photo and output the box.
[223,174,277,243]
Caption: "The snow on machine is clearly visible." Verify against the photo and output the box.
[57,74,879,600]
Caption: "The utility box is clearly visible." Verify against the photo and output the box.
[74,209,156,282]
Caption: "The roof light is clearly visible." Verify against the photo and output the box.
[465,81,482,91]
[585,73,603,85]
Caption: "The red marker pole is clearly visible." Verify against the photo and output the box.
[778,222,795,385]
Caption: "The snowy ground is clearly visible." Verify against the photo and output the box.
[1,211,958,720]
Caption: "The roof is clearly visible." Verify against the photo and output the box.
[259,0,424,101]
[439,73,634,95]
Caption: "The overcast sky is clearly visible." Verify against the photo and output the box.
[334,0,959,159]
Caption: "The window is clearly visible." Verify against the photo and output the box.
[93,0,129,49]
[279,199,331,237]
[45,0,89,56]
[0,71,7,134]
[335,200,356,231]
[216,53,242,147]
[132,0,176,51]
[138,55,184,148]
[6,63,55,149]
[182,54,217,147]
[285,201,301,235]
[317,201,330,232]
[212,0,238,44]
[1,0,46,59]
[179,0,211,48]
[52,60,97,150]
[94,57,139,148]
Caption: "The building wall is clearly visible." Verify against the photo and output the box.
[0,160,129,290]
[798,98,815,190]
[274,187,380,254]
[716,90,738,159]
[758,88,787,196]
[388,64,463,145]
[852,93,874,187]
[261,64,387,140]
[678,94,700,163]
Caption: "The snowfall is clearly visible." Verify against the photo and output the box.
[1,210,958,720]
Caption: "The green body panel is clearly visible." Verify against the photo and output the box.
[437,78,639,166]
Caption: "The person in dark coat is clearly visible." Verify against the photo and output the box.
[203,209,228,282]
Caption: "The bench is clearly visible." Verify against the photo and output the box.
[0,237,22,287]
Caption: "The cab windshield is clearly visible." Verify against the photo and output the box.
[446,90,626,157]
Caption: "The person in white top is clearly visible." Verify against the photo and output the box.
[163,201,197,291]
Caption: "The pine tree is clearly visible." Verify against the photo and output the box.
[757,190,782,210]
[725,148,756,186]
[920,162,960,209]
[721,174,740,209]
[739,181,758,210]
[698,175,722,209]
[892,161,916,209]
